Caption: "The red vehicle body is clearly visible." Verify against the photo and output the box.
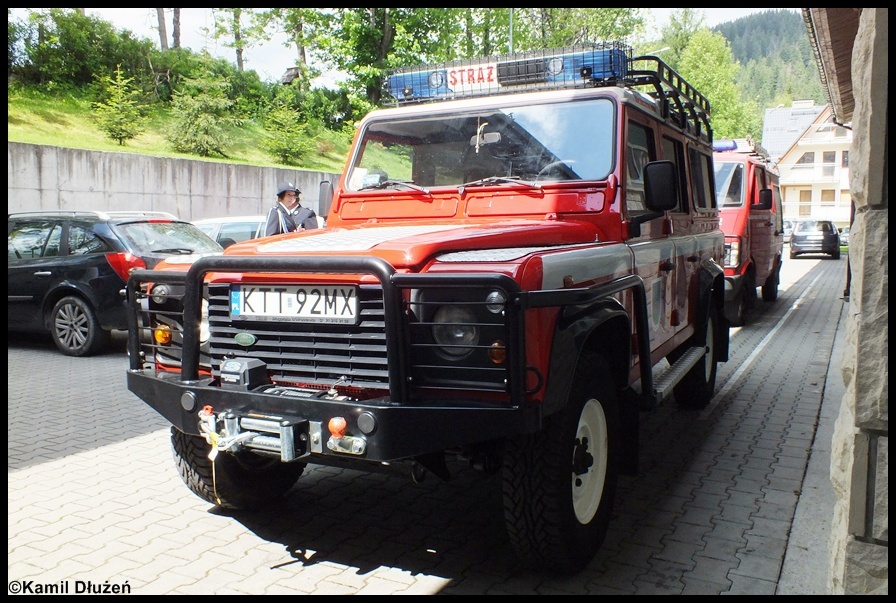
[126,44,729,574]
[713,139,785,325]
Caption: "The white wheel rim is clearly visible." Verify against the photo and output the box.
[572,398,608,523]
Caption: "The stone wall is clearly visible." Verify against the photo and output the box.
[7,142,342,221]
[828,8,889,596]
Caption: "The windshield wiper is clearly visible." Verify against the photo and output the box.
[359,179,430,194]
[152,247,196,254]
[459,176,541,190]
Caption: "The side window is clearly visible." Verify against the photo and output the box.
[8,220,58,260]
[688,148,715,210]
[771,183,784,231]
[626,121,655,215]
[218,221,259,244]
[69,224,110,255]
[661,135,689,212]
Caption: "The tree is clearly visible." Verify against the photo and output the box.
[655,8,705,70]
[92,64,147,145]
[211,8,265,73]
[511,8,647,50]
[676,29,760,140]
[172,8,181,49]
[156,8,168,51]
[165,59,239,157]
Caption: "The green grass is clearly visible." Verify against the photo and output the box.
[7,87,351,173]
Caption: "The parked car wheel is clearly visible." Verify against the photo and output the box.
[50,295,111,357]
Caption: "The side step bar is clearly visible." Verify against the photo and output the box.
[628,345,708,411]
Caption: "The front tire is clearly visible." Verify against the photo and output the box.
[673,302,720,409]
[502,352,620,574]
[171,427,305,510]
[761,261,780,302]
[50,295,111,357]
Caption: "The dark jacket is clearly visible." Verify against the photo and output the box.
[265,203,318,236]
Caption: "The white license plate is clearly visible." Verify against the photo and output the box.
[230,285,358,324]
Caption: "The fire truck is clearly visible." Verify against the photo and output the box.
[713,138,784,326]
[126,43,729,574]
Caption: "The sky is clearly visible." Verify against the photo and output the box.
[11,8,801,85]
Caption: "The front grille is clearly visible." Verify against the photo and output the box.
[207,283,389,389]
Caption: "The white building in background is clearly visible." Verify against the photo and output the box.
[775,105,853,227]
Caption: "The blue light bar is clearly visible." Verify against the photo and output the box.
[713,139,739,152]
[387,44,631,104]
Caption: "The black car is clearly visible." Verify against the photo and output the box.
[8,211,222,356]
[789,219,841,260]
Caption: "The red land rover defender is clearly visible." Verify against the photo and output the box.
[713,138,784,326]
[126,43,729,574]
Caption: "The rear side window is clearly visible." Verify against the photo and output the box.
[69,224,112,255]
[689,148,716,210]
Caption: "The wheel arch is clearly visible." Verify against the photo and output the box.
[40,284,93,329]
[540,298,631,417]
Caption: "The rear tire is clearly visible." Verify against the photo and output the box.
[50,295,111,357]
[502,352,619,574]
[170,427,305,510]
[673,303,719,409]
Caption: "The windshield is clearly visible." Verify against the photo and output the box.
[346,98,615,191]
[714,161,745,207]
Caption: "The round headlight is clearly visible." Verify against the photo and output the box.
[431,305,479,359]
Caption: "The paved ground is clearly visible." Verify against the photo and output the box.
[8,252,848,595]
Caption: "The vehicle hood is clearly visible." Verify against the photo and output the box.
[224,220,602,270]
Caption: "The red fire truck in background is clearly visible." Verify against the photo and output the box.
[713,138,784,326]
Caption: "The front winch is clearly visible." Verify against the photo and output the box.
[198,406,310,462]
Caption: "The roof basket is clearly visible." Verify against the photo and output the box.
[628,54,712,143]
[384,43,712,143]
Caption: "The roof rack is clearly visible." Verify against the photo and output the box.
[384,43,712,143]
[628,54,712,142]
[713,137,770,158]
[712,137,778,171]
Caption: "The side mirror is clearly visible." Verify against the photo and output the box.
[754,188,773,211]
[643,161,679,212]
[318,180,333,218]
[628,161,678,238]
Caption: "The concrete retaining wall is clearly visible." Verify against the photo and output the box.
[7,142,342,221]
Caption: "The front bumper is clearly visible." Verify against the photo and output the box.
[127,367,540,462]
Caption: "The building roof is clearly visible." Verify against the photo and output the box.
[761,100,826,162]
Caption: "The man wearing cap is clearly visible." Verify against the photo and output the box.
[264,181,319,236]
